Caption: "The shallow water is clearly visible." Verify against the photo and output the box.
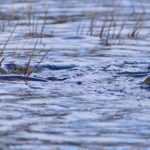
[0,0,150,149]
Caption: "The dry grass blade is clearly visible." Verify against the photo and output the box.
[24,38,39,76]
[116,19,126,39]
[87,12,97,36]
[99,15,108,39]
[17,41,27,58]
[105,15,114,45]
[0,21,18,56]
[128,13,144,38]
[27,3,33,26]
[0,57,4,66]
[40,7,48,42]
[27,48,52,77]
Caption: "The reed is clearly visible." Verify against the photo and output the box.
[99,15,108,39]
[112,17,117,39]
[87,11,97,36]
[80,1,147,46]
[24,38,39,76]
[27,3,33,26]
[0,57,4,66]
[116,19,126,39]
[27,48,52,77]
[104,15,115,46]
[40,6,48,43]
[128,13,145,38]
[0,22,18,57]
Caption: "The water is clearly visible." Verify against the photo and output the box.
[0,0,150,149]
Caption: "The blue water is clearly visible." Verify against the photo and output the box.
[0,0,150,149]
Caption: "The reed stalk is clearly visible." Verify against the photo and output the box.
[0,22,18,56]
[24,38,39,76]
[27,48,52,77]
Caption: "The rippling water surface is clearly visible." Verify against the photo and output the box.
[0,0,150,149]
